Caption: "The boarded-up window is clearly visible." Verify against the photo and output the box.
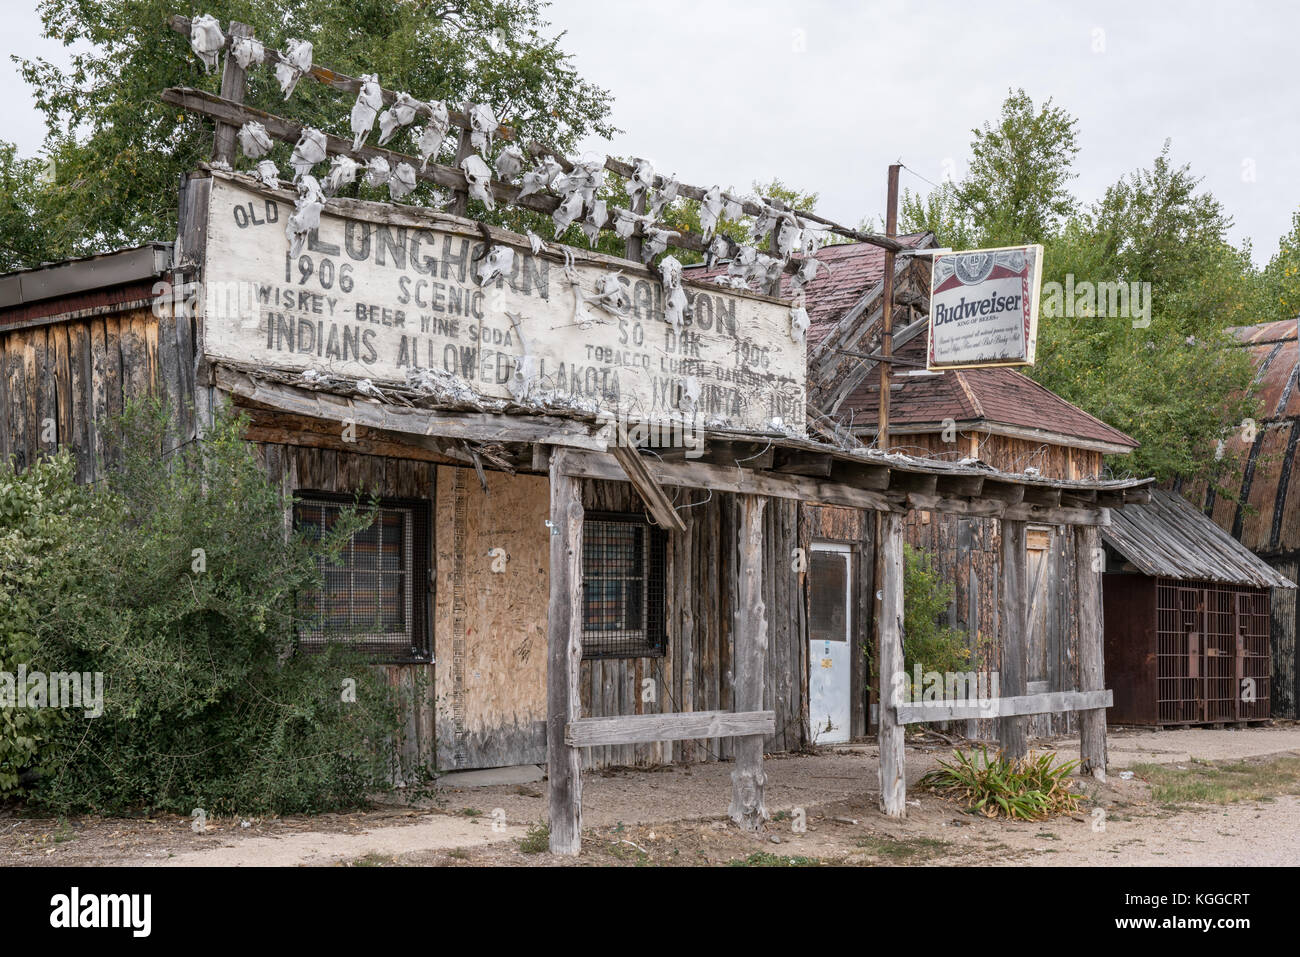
[581,514,666,658]
[294,495,430,661]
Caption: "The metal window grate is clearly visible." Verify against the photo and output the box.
[294,494,431,662]
[581,513,666,659]
[1155,578,1270,724]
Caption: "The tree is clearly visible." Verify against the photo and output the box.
[12,0,617,266]
[899,180,975,249]
[0,141,64,271]
[1258,210,1300,322]
[1031,144,1261,481]
[957,89,1079,247]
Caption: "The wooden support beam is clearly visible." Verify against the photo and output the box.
[773,448,833,476]
[895,690,1113,724]
[729,495,769,831]
[567,710,775,747]
[561,449,902,513]
[546,449,584,855]
[887,470,938,496]
[1059,488,1098,508]
[1021,485,1063,507]
[982,480,1026,505]
[1077,524,1108,780]
[877,511,906,816]
[998,519,1029,760]
[828,461,892,490]
[611,443,687,532]
[935,473,985,498]
[211,21,252,165]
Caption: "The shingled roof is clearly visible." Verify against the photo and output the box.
[840,332,1140,452]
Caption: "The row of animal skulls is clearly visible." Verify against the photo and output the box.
[193,14,828,296]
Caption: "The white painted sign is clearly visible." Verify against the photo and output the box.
[927,244,1043,370]
[200,176,805,434]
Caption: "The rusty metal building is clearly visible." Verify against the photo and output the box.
[1101,488,1295,726]
[1176,318,1300,716]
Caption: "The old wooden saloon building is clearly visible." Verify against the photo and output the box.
[0,15,1158,853]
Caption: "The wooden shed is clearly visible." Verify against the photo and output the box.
[1101,489,1295,726]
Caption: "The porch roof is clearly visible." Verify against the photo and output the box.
[213,360,1153,526]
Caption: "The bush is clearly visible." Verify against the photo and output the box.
[898,544,972,697]
[920,747,1082,820]
[0,453,88,796]
[4,398,410,815]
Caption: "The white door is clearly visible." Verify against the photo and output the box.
[808,543,852,744]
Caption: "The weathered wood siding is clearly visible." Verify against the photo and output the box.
[0,306,184,481]
[578,480,806,768]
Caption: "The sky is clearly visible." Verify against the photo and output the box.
[2,0,1297,263]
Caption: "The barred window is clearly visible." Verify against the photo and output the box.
[293,494,431,662]
[582,514,666,659]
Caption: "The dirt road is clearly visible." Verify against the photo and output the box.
[3,724,1298,866]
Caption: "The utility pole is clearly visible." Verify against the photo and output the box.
[877,163,901,452]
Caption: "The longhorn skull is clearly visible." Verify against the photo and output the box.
[189,15,224,74]
[416,101,451,170]
[389,161,417,201]
[286,175,325,259]
[495,145,526,183]
[275,39,313,99]
[659,255,689,337]
[237,121,272,159]
[475,245,515,287]
[459,154,495,210]
[776,213,802,258]
[289,127,327,180]
[789,303,810,344]
[323,155,360,196]
[468,102,498,157]
[649,174,679,219]
[350,74,383,150]
[378,92,421,146]
[642,227,679,263]
[231,34,265,70]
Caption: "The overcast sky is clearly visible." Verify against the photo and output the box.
[3,0,1295,263]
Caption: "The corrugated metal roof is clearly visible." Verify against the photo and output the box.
[1103,489,1295,588]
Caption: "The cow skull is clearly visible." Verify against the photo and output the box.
[323,155,359,196]
[552,191,584,237]
[378,92,421,146]
[416,100,451,170]
[389,161,417,201]
[254,160,280,189]
[286,175,325,259]
[628,158,655,208]
[350,74,383,150]
[231,34,265,70]
[475,244,515,287]
[460,154,495,210]
[237,121,272,159]
[289,127,327,180]
[468,102,498,157]
[275,39,313,99]
[365,155,391,189]
[189,15,224,74]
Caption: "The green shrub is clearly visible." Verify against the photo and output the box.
[887,544,972,699]
[920,747,1082,820]
[4,398,411,815]
[0,452,88,796]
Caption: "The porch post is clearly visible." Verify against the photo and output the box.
[730,494,769,830]
[999,519,1029,760]
[877,510,906,816]
[1077,523,1108,779]
[546,448,584,855]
